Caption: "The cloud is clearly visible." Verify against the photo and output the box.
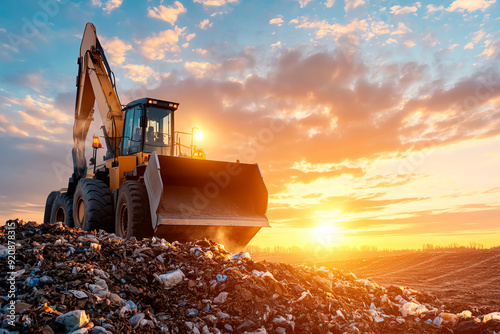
[338,207,500,238]
[344,0,365,12]
[0,137,75,223]
[390,3,421,15]
[447,0,496,12]
[148,1,187,25]
[0,94,73,143]
[369,21,391,35]
[270,17,284,26]
[181,48,256,79]
[423,33,438,47]
[91,0,122,13]
[144,46,500,184]
[193,0,237,6]
[298,0,313,8]
[400,68,500,143]
[4,70,48,93]
[324,0,335,7]
[99,36,131,66]
[426,4,444,14]
[472,30,486,44]
[480,38,500,59]
[194,48,208,55]
[292,17,413,47]
[271,41,282,49]
[122,64,159,84]
[198,19,213,30]
[137,27,185,60]
[96,36,161,84]
[184,61,221,77]
[294,17,369,41]
[462,30,487,50]
[267,134,500,232]
[391,22,412,35]
[146,50,393,168]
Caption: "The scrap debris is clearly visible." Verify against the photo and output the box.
[1,220,500,334]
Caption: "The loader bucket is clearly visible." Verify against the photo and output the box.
[144,152,269,249]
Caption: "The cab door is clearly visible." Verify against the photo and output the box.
[121,105,144,156]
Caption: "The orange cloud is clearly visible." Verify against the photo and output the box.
[148,1,186,25]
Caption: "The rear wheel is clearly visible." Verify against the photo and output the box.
[50,193,74,227]
[115,181,153,240]
[44,191,59,224]
[73,178,113,232]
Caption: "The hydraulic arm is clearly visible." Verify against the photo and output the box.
[73,22,122,179]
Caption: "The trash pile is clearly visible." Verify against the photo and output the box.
[1,220,500,334]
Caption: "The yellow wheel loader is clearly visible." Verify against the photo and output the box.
[43,23,269,248]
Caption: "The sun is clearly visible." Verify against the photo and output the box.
[312,223,341,244]
[194,129,204,141]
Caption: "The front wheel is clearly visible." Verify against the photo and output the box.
[73,179,113,232]
[115,181,153,240]
[44,191,60,224]
[50,192,74,227]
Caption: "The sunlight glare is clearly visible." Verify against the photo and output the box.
[312,222,341,244]
[194,129,204,141]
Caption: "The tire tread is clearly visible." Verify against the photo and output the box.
[115,181,153,240]
[73,178,113,232]
[50,192,74,227]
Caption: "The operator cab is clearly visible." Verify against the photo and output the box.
[120,98,178,157]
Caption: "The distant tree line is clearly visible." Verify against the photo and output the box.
[246,241,489,256]
[421,242,484,250]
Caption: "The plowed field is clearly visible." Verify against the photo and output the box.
[320,249,500,313]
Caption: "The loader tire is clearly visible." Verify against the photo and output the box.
[115,181,153,240]
[73,178,113,232]
[44,191,59,224]
[50,192,74,227]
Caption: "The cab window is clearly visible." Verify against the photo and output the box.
[121,106,143,155]
[144,107,171,156]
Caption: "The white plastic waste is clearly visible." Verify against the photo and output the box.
[69,290,88,299]
[89,243,101,252]
[459,310,472,318]
[368,309,384,323]
[213,292,228,304]
[394,295,408,304]
[231,252,251,260]
[129,312,145,329]
[433,316,443,326]
[155,269,185,289]
[55,310,89,332]
[483,312,500,322]
[252,270,277,281]
[440,312,458,324]
[297,291,312,302]
[87,278,109,298]
[400,302,429,317]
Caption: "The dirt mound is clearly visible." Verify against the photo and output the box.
[322,250,500,314]
[1,220,500,334]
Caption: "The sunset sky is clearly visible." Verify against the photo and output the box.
[0,0,499,250]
